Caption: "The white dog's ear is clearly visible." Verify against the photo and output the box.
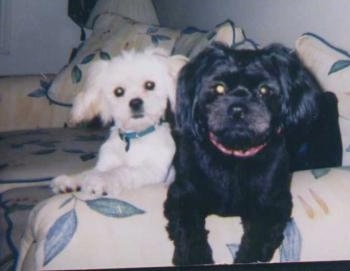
[70,60,110,125]
[166,55,189,111]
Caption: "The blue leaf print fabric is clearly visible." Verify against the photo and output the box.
[28,88,47,98]
[226,243,240,259]
[151,35,171,46]
[31,149,56,155]
[74,134,106,142]
[86,198,145,218]
[41,195,145,266]
[79,152,96,161]
[146,26,158,34]
[44,209,78,266]
[71,66,82,84]
[279,218,302,262]
[311,168,331,179]
[328,59,350,75]
[80,53,96,64]
[227,218,302,262]
[181,26,206,34]
[99,51,111,60]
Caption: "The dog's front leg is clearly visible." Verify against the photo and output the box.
[234,213,290,263]
[51,169,94,194]
[164,187,213,266]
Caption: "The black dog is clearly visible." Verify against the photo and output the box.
[164,42,341,265]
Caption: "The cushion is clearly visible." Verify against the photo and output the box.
[0,127,107,192]
[85,0,159,28]
[0,185,53,270]
[8,167,350,270]
[0,75,69,132]
[47,16,245,120]
[295,33,350,166]
[172,20,245,58]
[46,13,181,108]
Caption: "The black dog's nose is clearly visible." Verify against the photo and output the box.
[230,106,245,120]
[129,98,143,111]
[232,87,251,98]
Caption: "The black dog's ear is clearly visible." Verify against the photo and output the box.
[176,43,229,138]
[175,59,200,137]
[264,44,321,130]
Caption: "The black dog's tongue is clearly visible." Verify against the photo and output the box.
[209,132,266,158]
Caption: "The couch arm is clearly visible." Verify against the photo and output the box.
[15,167,350,270]
[16,184,175,270]
[0,75,70,132]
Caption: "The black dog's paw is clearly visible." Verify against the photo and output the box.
[234,247,272,264]
[234,219,287,264]
[173,242,213,266]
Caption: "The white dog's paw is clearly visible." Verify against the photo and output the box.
[81,177,107,196]
[51,175,81,194]
[80,174,122,197]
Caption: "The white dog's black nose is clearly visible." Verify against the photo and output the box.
[129,98,144,111]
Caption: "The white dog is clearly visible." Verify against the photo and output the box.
[51,49,187,196]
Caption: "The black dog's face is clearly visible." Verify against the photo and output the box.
[176,43,320,157]
[200,56,282,157]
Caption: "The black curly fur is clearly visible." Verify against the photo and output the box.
[164,42,341,265]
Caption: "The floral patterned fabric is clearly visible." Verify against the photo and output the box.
[47,13,182,107]
[0,127,107,271]
[295,33,350,166]
[46,14,245,109]
[0,167,348,271]
[173,20,242,58]
[0,76,69,133]
[0,127,108,192]
[0,186,53,271]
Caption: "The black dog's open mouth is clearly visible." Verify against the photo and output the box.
[209,132,266,157]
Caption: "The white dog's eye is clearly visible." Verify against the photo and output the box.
[114,87,125,97]
[214,84,226,95]
[144,81,155,91]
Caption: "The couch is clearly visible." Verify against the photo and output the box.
[1,8,350,271]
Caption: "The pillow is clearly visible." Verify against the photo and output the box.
[295,33,350,166]
[172,20,246,58]
[46,14,180,109]
[85,0,159,28]
[0,75,69,132]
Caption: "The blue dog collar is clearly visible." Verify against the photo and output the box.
[119,120,165,151]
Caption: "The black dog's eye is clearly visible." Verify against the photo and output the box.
[259,85,270,96]
[144,81,155,91]
[114,87,125,97]
[213,83,226,95]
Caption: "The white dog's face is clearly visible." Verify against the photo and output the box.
[71,49,187,131]
[98,54,174,130]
